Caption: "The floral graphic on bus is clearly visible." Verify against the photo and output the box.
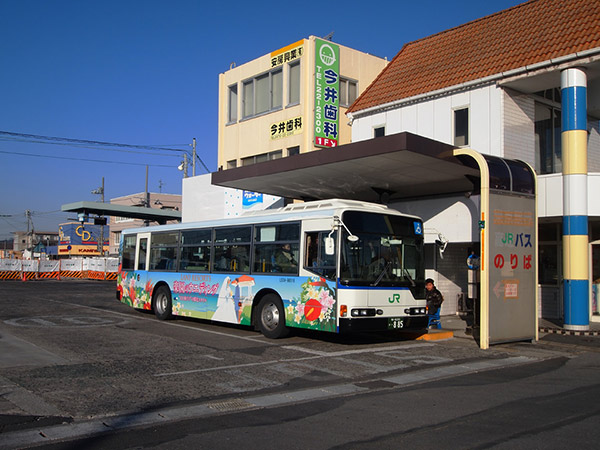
[287,276,336,332]
[118,271,337,333]
[118,271,152,310]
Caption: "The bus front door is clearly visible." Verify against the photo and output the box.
[135,232,150,281]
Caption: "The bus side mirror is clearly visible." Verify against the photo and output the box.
[325,237,335,255]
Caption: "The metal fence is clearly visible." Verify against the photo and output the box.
[0,258,119,281]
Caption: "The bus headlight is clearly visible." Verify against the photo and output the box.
[351,308,376,317]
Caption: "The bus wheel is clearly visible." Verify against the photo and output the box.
[256,295,289,339]
[153,285,172,320]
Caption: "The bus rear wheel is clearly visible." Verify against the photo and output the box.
[256,295,289,339]
[153,285,172,320]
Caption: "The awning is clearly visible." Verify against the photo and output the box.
[211,132,481,203]
[61,201,181,225]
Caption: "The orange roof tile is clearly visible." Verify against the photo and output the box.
[348,0,600,114]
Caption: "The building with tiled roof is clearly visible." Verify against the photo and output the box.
[349,0,600,116]
[348,0,600,325]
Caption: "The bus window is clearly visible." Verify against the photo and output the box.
[253,223,300,274]
[214,245,249,272]
[121,235,136,270]
[137,237,147,271]
[215,226,251,244]
[214,226,251,272]
[305,231,336,280]
[150,232,179,271]
[180,229,212,271]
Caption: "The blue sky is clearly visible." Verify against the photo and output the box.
[0,0,524,239]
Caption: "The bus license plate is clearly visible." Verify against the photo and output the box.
[388,318,404,329]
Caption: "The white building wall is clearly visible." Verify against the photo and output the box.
[589,122,600,172]
[537,173,600,217]
[391,196,479,244]
[351,84,504,157]
[182,174,284,222]
[503,89,536,166]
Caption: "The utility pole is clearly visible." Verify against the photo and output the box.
[100,177,104,256]
[145,165,150,227]
[25,209,35,258]
[91,177,105,256]
[192,137,197,177]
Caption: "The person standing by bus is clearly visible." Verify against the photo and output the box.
[425,278,444,329]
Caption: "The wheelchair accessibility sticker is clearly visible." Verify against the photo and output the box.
[413,222,423,235]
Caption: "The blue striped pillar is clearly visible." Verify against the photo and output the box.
[561,67,589,330]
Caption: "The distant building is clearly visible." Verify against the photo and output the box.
[0,239,13,258]
[109,192,182,255]
[12,231,59,258]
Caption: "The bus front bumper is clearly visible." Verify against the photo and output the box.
[339,316,428,333]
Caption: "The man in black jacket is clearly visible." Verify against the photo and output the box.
[425,278,443,329]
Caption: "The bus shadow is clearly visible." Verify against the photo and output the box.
[150,314,429,346]
[289,327,429,346]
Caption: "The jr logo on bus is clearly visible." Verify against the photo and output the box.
[388,294,401,303]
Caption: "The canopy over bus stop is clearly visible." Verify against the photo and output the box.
[212,132,538,349]
[61,201,181,225]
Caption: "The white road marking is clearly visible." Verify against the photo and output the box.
[42,298,275,345]
[155,343,435,377]
[282,342,434,357]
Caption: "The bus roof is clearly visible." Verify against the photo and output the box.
[121,198,421,235]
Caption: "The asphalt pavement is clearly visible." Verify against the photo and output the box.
[1,281,600,449]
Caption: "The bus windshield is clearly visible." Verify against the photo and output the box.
[339,211,425,295]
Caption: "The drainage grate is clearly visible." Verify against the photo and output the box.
[205,398,254,412]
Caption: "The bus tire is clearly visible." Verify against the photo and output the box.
[153,285,172,321]
[256,295,289,339]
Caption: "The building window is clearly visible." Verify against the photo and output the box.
[288,61,300,105]
[272,69,282,109]
[242,69,283,119]
[227,159,237,170]
[340,78,358,107]
[374,127,385,138]
[228,84,238,123]
[454,107,469,146]
[243,79,254,118]
[534,90,563,175]
[287,146,300,156]
[538,223,560,286]
[241,150,282,166]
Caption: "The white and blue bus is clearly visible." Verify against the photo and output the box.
[117,199,428,338]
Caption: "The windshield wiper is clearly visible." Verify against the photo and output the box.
[372,261,392,286]
[402,268,416,287]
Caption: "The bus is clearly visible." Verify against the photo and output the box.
[116,199,428,338]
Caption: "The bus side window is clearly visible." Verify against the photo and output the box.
[305,233,319,267]
[305,232,336,280]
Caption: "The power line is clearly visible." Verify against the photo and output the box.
[0,137,184,157]
[0,130,188,153]
[0,150,176,168]
[0,130,212,173]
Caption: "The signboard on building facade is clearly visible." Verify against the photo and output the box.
[314,38,339,148]
[58,222,109,256]
[242,191,263,209]
[270,39,304,68]
[270,116,303,140]
[488,195,537,344]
